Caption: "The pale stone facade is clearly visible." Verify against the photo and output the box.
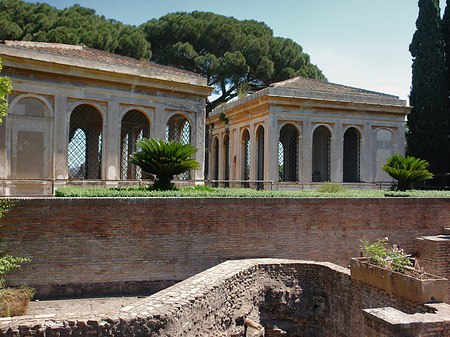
[207,76,410,189]
[0,41,212,195]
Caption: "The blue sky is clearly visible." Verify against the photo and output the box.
[29,0,447,102]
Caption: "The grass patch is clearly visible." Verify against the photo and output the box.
[55,185,450,198]
[0,286,35,317]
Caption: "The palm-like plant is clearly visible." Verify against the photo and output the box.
[129,138,200,190]
[382,154,433,191]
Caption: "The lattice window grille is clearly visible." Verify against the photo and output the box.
[278,141,285,181]
[68,128,87,179]
[68,104,102,179]
[343,128,361,182]
[256,128,264,190]
[312,126,331,182]
[279,125,298,182]
[213,138,219,186]
[120,110,149,180]
[166,115,192,180]
[242,132,251,187]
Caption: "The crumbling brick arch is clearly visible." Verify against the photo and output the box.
[312,125,332,182]
[278,124,299,182]
[68,104,103,179]
[120,109,151,180]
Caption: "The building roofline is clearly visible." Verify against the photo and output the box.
[0,41,212,93]
[211,86,409,117]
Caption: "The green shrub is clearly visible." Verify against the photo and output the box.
[382,154,434,191]
[129,138,200,190]
[54,186,450,198]
[317,182,346,193]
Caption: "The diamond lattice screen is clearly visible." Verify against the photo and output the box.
[120,110,150,179]
[312,126,331,182]
[242,130,251,187]
[256,127,265,190]
[279,124,298,182]
[68,104,103,179]
[166,114,191,180]
[343,128,360,182]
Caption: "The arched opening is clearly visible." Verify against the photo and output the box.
[256,126,265,190]
[68,104,103,179]
[166,114,192,180]
[120,110,150,180]
[374,129,395,182]
[278,124,298,182]
[10,96,52,179]
[343,127,360,182]
[242,129,250,188]
[212,136,219,187]
[312,126,331,182]
[223,134,230,187]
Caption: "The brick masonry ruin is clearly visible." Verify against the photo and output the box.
[1,197,449,299]
[1,259,449,336]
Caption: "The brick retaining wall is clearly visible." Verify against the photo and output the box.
[0,197,449,297]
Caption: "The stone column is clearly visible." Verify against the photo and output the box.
[152,104,165,141]
[193,104,205,182]
[302,120,313,183]
[397,124,406,156]
[53,95,68,179]
[362,123,373,182]
[104,99,120,180]
[331,122,343,183]
[267,114,278,185]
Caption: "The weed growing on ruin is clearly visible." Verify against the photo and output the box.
[0,200,31,287]
[360,237,412,273]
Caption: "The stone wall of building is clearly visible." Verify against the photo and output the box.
[1,260,449,337]
[0,197,449,298]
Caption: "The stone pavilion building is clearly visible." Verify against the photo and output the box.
[207,76,410,190]
[0,41,212,195]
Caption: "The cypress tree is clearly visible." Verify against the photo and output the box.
[409,0,449,175]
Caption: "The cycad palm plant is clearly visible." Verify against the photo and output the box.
[382,154,433,191]
[130,138,200,190]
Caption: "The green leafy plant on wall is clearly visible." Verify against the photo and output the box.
[0,201,30,286]
[360,237,412,273]
[382,154,434,191]
[0,201,34,317]
[0,58,13,124]
[130,138,200,191]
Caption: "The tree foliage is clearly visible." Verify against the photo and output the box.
[1,1,325,114]
[0,0,152,60]
[141,11,325,112]
[130,138,200,190]
[0,58,12,124]
[382,154,434,191]
[409,0,450,174]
